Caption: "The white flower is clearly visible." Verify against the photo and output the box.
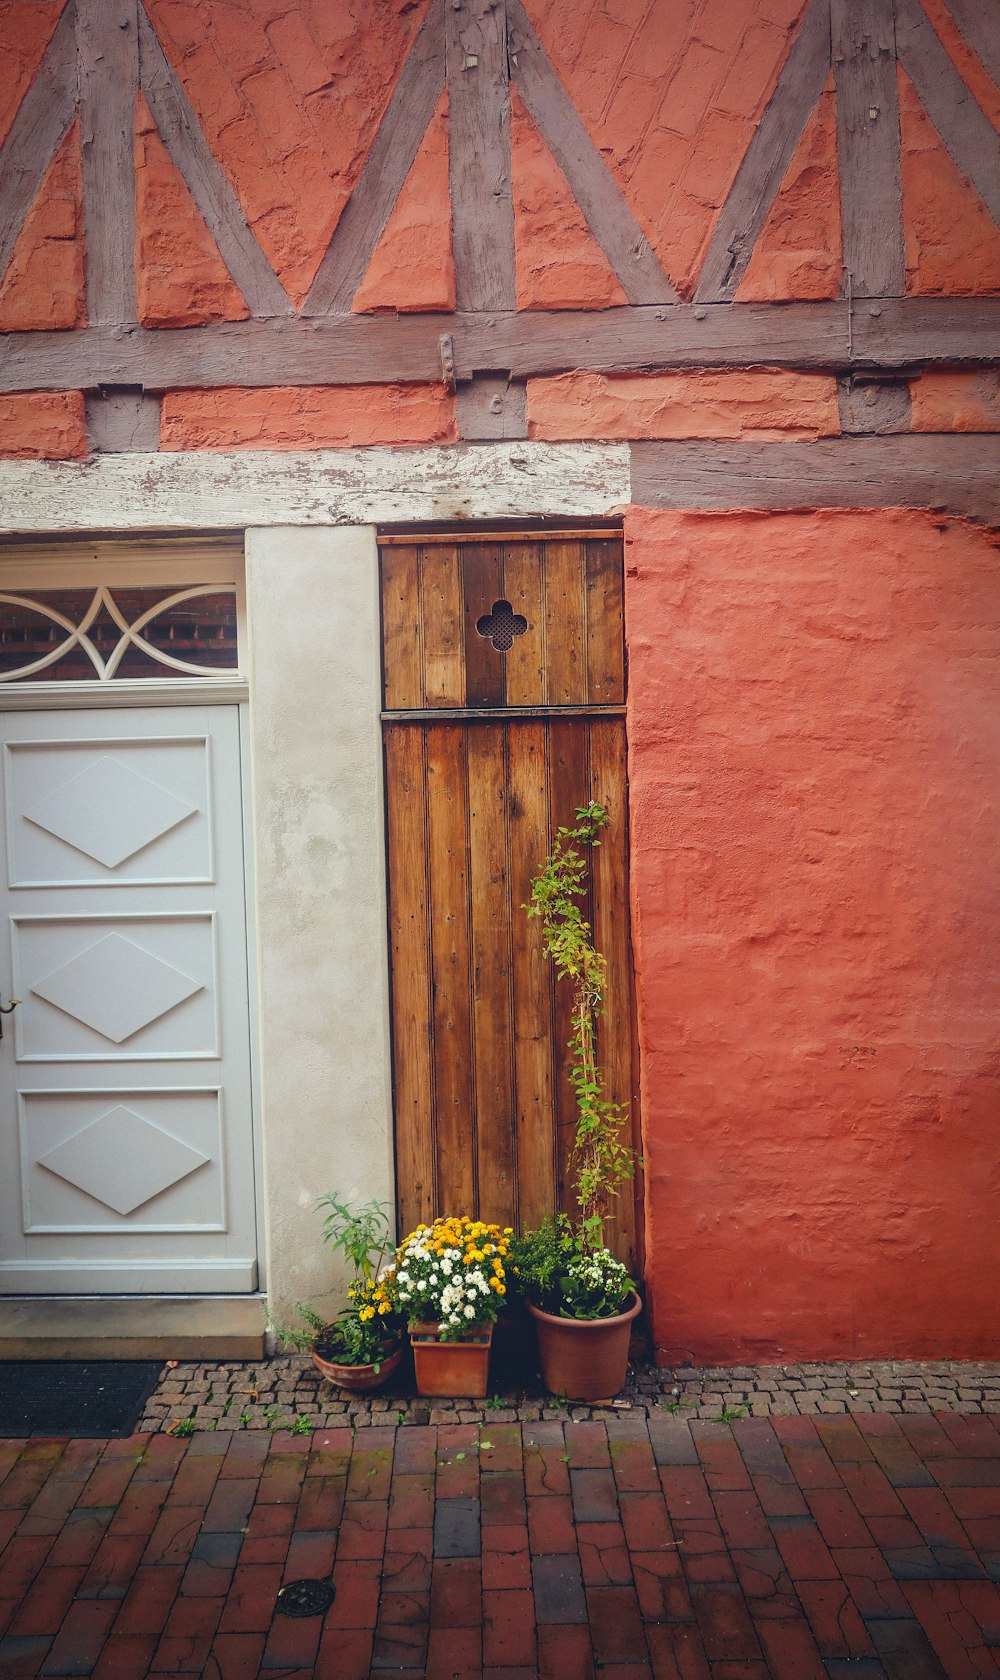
[464,1305,475,1318]
[440,1257,453,1275]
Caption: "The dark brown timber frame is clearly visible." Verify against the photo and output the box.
[0,0,998,515]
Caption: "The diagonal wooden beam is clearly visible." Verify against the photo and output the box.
[832,0,904,297]
[941,0,1000,92]
[896,0,1000,229]
[447,0,516,313]
[0,1,78,289]
[304,0,446,316]
[138,6,292,318]
[506,0,676,305]
[695,0,832,303]
[78,0,140,325]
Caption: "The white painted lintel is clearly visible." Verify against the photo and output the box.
[0,443,632,532]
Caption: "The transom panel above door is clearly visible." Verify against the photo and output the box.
[380,530,641,1272]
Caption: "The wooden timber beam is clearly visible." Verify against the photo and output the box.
[77,0,139,325]
[630,435,1000,524]
[506,0,677,305]
[0,1,78,287]
[895,0,1000,232]
[942,0,1000,90]
[138,6,292,317]
[2,300,1000,393]
[695,0,832,303]
[831,0,904,297]
[447,0,516,312]
[304,0,446,316]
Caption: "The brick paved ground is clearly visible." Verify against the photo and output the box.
[1,1410,999,1678]
[140,1354,1000,1434]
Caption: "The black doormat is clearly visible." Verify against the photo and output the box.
[0,1360,163,1437]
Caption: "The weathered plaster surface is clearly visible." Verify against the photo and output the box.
[0,442,632,528]
[0,390,86,459]
[527,369,840,439]
[625,504,1000,1362]
[161,383,457,449]
[245,526,394,1325]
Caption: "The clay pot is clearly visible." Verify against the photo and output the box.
[409,1321,493,1398]
[526,1292,642,1401]
[311,1340,404,1393]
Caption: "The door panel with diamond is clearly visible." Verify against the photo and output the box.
[0,708,257,1293]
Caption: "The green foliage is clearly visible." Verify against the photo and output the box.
[511,1215,634,1320]
[316,1191,394,1283]
[290,1413,312,1435]
[526,802,638,1248]
[168,1415,196,1437]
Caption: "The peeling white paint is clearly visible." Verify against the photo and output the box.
[0,443,632,531]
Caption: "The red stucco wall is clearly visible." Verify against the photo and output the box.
[625,506,1000,1362]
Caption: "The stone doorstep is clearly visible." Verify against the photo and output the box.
[0,1295,268,1360]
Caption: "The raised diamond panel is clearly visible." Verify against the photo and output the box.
[31,933,203,1043]
[25,755,196,869]
[38,1105,210,1216]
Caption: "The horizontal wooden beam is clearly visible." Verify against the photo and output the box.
[0,299,998,393]
[0,443,631,532]
[631,435,1000,524]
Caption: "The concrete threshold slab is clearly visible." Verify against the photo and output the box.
[0,1295,267,1359]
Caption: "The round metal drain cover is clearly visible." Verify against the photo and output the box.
[275,1578,336,1618]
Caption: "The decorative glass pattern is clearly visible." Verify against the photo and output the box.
[0,586,238,682]
[475,598,528,653]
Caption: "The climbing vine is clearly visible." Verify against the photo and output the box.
[527,801,637,1249]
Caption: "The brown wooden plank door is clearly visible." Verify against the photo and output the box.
[380,531,642,1273]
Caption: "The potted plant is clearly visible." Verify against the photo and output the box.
[513,802,641,1401]
[395,1215,512,1397]
[271,1192,405,1393]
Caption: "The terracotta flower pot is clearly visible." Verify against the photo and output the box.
[409,1321,493,1398]
[311,1340,404,1394]
[526,1292,642,1401]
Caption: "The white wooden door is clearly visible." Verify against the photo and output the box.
[0,706,258,1293]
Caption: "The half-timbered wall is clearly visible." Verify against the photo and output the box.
[0,0,997,1361]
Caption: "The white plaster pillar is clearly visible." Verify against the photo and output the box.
[244,527,394,1327]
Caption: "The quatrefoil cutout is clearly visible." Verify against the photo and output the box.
[475,599,528,653]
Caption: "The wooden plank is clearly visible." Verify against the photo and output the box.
[507,721,557,1232]
[588,719,638,1270]
[895,0,1000,231]
[0,443,632,534]
[0,0,78,288]
[456,375,528,440]
[832,0,904,297]
[461,541,505,707]
[78,0,139,324]
[384,725,436,1237]
[467,724,516,1225]
[138,8,291,318]
[446,0,516,311]
[305,0,445,314]
[543,540,586,705]
[630,435,1000,525]
[502,540,546,707]
[583,537,625,706]
[425,724,476,1216]
[6,301,1000,394]
[942,0,1000,90]
[507,0,677,305]
[695,0,832,302]
[419,543,465,705]
[380,542,422,709]
[85,389,161,452]
[546,719,594,1220]
[836,375,911,434]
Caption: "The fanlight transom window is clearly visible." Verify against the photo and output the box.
[0,584,239,683]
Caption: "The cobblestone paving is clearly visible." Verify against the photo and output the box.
[1,1411,998,1678]
[140,1356,1000,1434]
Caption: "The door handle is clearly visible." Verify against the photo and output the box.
[0,998,19,1042]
